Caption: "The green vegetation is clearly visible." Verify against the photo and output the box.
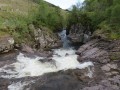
[0,0,67,44]
[67,0,120,40]
[34,0,67,32]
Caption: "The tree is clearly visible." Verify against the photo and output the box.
[110,4,120,24]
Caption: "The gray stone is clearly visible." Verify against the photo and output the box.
[0,35,14,53]
[21,44,34,53]
[101,65,111,71]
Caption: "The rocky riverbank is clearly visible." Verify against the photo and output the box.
[76,38,120,90]
[26,38,120,90]
[0,32,120,90]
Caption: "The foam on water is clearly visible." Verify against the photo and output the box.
[0,48,93,79]
[8,81,30,90]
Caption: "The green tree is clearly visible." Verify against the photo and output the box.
[110,4,120,24]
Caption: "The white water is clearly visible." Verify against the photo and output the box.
[0,48,93,78]
[0,30,94,90]
[8,81,29,90]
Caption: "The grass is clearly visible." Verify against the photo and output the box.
[0,31,8,37]
[0,0,39,28]
[0,0,39,43]
[97,23,120,40]
[0,0,68,45]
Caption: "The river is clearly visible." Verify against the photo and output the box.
[0,30,93,90]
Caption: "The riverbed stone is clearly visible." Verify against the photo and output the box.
[101,65,111,71]
[0,35,14,53]
[0,78,10,90]
[21,44,34,54]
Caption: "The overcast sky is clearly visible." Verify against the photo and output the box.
[44,0,84,9]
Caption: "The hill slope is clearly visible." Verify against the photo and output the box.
[0,0,67,42]
[0,0,67,53]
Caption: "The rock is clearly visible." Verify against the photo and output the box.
[75,39,120,90]
[101,63,118,72]
[21,44,34,54]
[107,63,117,69]
[36,51,53,57]
[67,24,91,44]
[76,39,110,64]
[29,68,94,90]
[83,34,91,43]
[101,65,111,72]
[30,75,81,90]
[29,24,62,51]
[0,35,14,53]
[68,33,84,43]
[82,75,120,90]
[65,53,69,56]
[0,50,18,67]
[0,78,10,90]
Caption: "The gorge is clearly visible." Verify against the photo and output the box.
[0,0,120,90]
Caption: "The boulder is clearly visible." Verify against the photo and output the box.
[0,35,14,53]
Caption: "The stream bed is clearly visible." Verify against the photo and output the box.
[0,30,94,90]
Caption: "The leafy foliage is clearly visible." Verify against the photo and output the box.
[67,0,120,40]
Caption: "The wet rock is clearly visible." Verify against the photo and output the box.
[65,53,69,56]
[0,50,18,67]
[0,78,10,90]
[0,35,14,53]
[30,75,81,90]
[21,44,34,54]
[29,68,95,90]
[36,51,53,57]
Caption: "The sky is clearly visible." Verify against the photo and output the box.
[44,0,84,9]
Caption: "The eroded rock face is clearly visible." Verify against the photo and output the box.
[0,35,14,53]
[29,24,62,51]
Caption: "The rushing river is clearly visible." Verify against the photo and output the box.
[0,30,93,90]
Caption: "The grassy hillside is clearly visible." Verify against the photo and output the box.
[0,0,67,44]
[0,0,38,28]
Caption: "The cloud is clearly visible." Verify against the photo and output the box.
[44,0,84,9]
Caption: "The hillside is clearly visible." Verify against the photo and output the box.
[0,0,68,53]
[0,0,67,46]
